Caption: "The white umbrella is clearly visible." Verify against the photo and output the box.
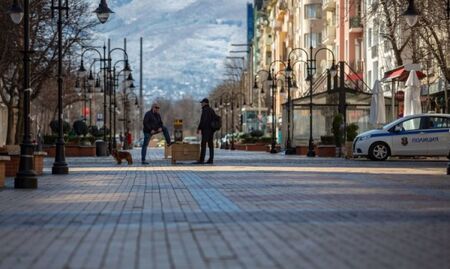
[404,71,422,116]
[369,80,386,126]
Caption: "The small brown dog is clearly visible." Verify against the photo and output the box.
[112,149,133,165]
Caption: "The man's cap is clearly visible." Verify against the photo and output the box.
[200,98,209,104]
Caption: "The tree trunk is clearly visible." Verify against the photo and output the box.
[6,106,14,145]
[15,92,23,144]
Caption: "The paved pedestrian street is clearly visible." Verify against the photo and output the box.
[1,149,449,269]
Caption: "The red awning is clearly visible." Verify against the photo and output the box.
[346,73,363,81]
[383,66,426,82]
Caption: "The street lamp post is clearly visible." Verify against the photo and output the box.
[8,0,37,188]
[219,91,246,150]
[50,0,70,175]
[286,46,336,157]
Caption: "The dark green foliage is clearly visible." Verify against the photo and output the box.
[43,135,57,145]
[332,114,344,147]
[346,123,359,142]
[320,135,335,145]
[88,126,100,137]
[98,127,110,137]
[73,120,88,136]
[49,120,71,134]
[250,130,264,138]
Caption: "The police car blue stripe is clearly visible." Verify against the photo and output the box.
[370,129,449,138]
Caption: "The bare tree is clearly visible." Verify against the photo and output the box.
[0,0,98,144]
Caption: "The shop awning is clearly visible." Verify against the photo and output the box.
[383,66,426,82]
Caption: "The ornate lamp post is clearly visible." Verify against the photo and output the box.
[286,46,336,157]
[219,91,246,150]
[50,0,71,175]
[8,0,36,188]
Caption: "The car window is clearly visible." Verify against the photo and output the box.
[397,117,422,131]
[428,117,450,129]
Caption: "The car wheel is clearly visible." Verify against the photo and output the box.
[368,142,390,161]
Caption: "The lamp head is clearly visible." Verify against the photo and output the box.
[95,78,101,91]
[329,63,337,77]
[402,0,419,27]
[88,71,95,86]
[8,0,24,24]
[75,79,81,95]
[285,59,292,78]
[94,0,114,24]
[124,60,132,76]
[78,60,87,77]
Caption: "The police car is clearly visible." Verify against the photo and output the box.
[353,114,450,161]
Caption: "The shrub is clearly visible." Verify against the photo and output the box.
[88,126,100,137]
[332,114,344,147]
[49,120,71,134]
[43,135,57,145]
[320,135,335,145]
[98,127,110,137]
[250,130,264,138]
[258,136,272,144]
[346,123,359,142]
[73,120,88,136]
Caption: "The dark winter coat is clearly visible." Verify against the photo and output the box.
[143,110,163,133]
[197,105,216,132]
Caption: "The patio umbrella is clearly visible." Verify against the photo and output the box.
[404,71,422,116]
[369,80,386,126]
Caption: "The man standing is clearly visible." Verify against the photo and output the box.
[141,103,173,164]
[196,98,216,164]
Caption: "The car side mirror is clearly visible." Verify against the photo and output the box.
[394,125,402,132]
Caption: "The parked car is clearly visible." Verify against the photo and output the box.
[353,113,450,161]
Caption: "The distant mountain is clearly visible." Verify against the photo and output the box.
[94,0,248,102]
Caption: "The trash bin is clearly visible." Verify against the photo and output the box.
[95,140,108,156]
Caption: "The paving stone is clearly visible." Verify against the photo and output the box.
[0,148,449,269]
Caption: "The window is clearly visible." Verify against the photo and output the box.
[304,33,322,48]
[428,117,450,129]
[368,28,372,47]
[399,118,422,131]
[305,4,322,19]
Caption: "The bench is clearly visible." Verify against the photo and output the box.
[0,156,11,187]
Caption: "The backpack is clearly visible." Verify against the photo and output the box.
[211,113,222,131]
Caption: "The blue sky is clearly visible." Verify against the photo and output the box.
[94,0,249,101]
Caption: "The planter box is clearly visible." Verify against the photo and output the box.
[233,144,247,151]
[295,145,318,155]
[0,156,11,187]
[344,142,353,159]
[246,144,269,151]
[43,145,96,157]
[317,145,336,157]
[5,152,47,177]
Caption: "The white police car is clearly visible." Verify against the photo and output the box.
[353,114,450,161]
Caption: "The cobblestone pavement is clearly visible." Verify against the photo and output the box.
[1,148,449,269]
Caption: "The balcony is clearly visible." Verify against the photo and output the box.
[349,16,363,33]
[323,0,336,11]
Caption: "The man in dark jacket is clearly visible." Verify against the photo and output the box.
[141,103,173,164]
[195,98,216,164]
